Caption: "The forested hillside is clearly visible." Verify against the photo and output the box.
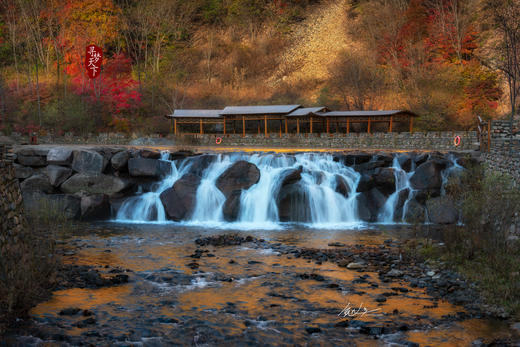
[0,0,517,135]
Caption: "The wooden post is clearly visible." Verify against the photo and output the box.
[296,118,300,134]
[389,116,393,132]
[310,116,313,134]
[264,115,268,137]
[409,116,413,133]
[200,118,203,134]
[173,119,177,135]
[242,115,245,138]
[346,118,350,134]
[326,118,330,135]
[367,117,371,134]
[279,120,282,138]
[257,121,260,135]
[487,121,491,152]
[285,118,288,134]
[223,118,226,135]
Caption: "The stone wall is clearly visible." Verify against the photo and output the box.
[0,144,26,238]
[481,119,520,183]
[178,131,479,151]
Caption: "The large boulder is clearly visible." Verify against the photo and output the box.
[280,166,302,187]
[128,158,172,177]
[338,152,373,166]
[13,163,33,179]
[61,173,130,195]
[397,154,413,172]
[111,151,130,171]
[277,183,310,222]
[81,194,111,220]
[47,147,73,166]
[23,192,81,220]
[160,173,201,221]
[335,175,351,197]
[20,174,53,193]
[222,190,242,222]
[16,153,47,167]
[356,188,386,222]
[216,161,260,198]
[356,174,375,192]
[72,150,108,174]
[372,167,396,195]
[184,154,217,177]
[403,199,425,224]
[45,165,73,187]
[426,196,459,224]
[354,160,387,173]
[139,149,161,159]
[409,159,448,191]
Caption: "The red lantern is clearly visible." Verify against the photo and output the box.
[85,44,103,79]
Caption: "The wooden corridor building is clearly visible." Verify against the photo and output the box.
[167,105,418,136]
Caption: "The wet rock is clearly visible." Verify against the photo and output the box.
[409,159,448,190]
[328,242,346,247]
[277,183,311,222]
[22,192,81,219]
[375,295,387,302]
[59,308,81,316]
[20,174,53,193]
[185,154,217,177]
[13,163,33,179]
[61,174,130,195]
[139,149,161,159]
[160,173,200,220]
[195,234,256,247]
[347,262,366,269]
[222,190,242,222]
[356,174,375,192]
[76,317,96,328]
[72,150,108,174]
[216,160,260,198]
[169,150,194,161]
[47,147,73,166]
[356,188,386,222]
[305,326,321,334]
[426,196,459,224]
[16,154,47,167]
[354,160,387,172]
[128,158,172,178]
[111,150,130,171]
[403,199,425,224]
[398,154,413,172]
[373,167,396,195]
[45,165,73,187]
[386,269,404,277]
[81,194,111,220]
[280,166,302,187]
[334,175,350,197]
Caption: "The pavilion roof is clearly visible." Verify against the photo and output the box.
[315,110,418,117]
[287,107,327,117]
[169,109,223,118]
[220,105,301,115]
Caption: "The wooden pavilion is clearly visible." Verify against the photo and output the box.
[167,106,418,136]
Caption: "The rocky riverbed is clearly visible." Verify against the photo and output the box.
[3,223,519,346]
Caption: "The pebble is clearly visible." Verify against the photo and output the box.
[347,262,366,269]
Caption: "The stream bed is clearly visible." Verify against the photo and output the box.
[6,222,519,346]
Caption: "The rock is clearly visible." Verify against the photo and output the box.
[277,183,311,222]
[72,150,108,174]
[413,153,429,166]
[347,262,366,269]
[335,175,351,197]
[59,308,81,316]
[0,135,15,144]
[216,160,260,198]
[16,154,47,167]
[20,174,53,193]
[386,269,404,277]
[341,153,373,166]
[354,160,387,172]
[305,326,321,334]
[356,188,386,222]
[128,158,171,177]
[47,147,73,166]
[45,165,73,187]
[373,167,396,195]
[13,163,33,179]
[356,174,375,192]
[398,154,413,171]
[61,173,130,195]
[337,260,350,267]
[139,149,161,159]
[328,242,346,247]
[111,151,130,171]
[409,159,448,190]
[23,192,81,219]
[375,295,387,303]
[81,194,111,220]
[280,166,302,187]
[427,271,435,276]
[426,196,459,224]
[403,199,425,224]
[222,190,242,222]
[160,173,200,220]
[184,154,217,177]
[169,150,194,161]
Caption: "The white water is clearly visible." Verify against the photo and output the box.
[378,156,415,223]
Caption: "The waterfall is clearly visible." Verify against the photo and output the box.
[378,156,415,223]
[441,154,463,195]
[116,151,185,223]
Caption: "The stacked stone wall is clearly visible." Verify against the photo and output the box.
[0,144,26,238]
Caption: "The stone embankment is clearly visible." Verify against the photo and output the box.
[10,145,478,224]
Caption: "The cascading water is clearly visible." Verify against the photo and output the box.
[378,156,415,223]
[116,152,186,223]
[441,154,463,195]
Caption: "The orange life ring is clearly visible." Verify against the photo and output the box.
[453,135,461,147]
[216,137,222,145]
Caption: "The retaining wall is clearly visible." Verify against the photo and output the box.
[0,144,26,237]
[178,131,479,151]
[481,120,520,183]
